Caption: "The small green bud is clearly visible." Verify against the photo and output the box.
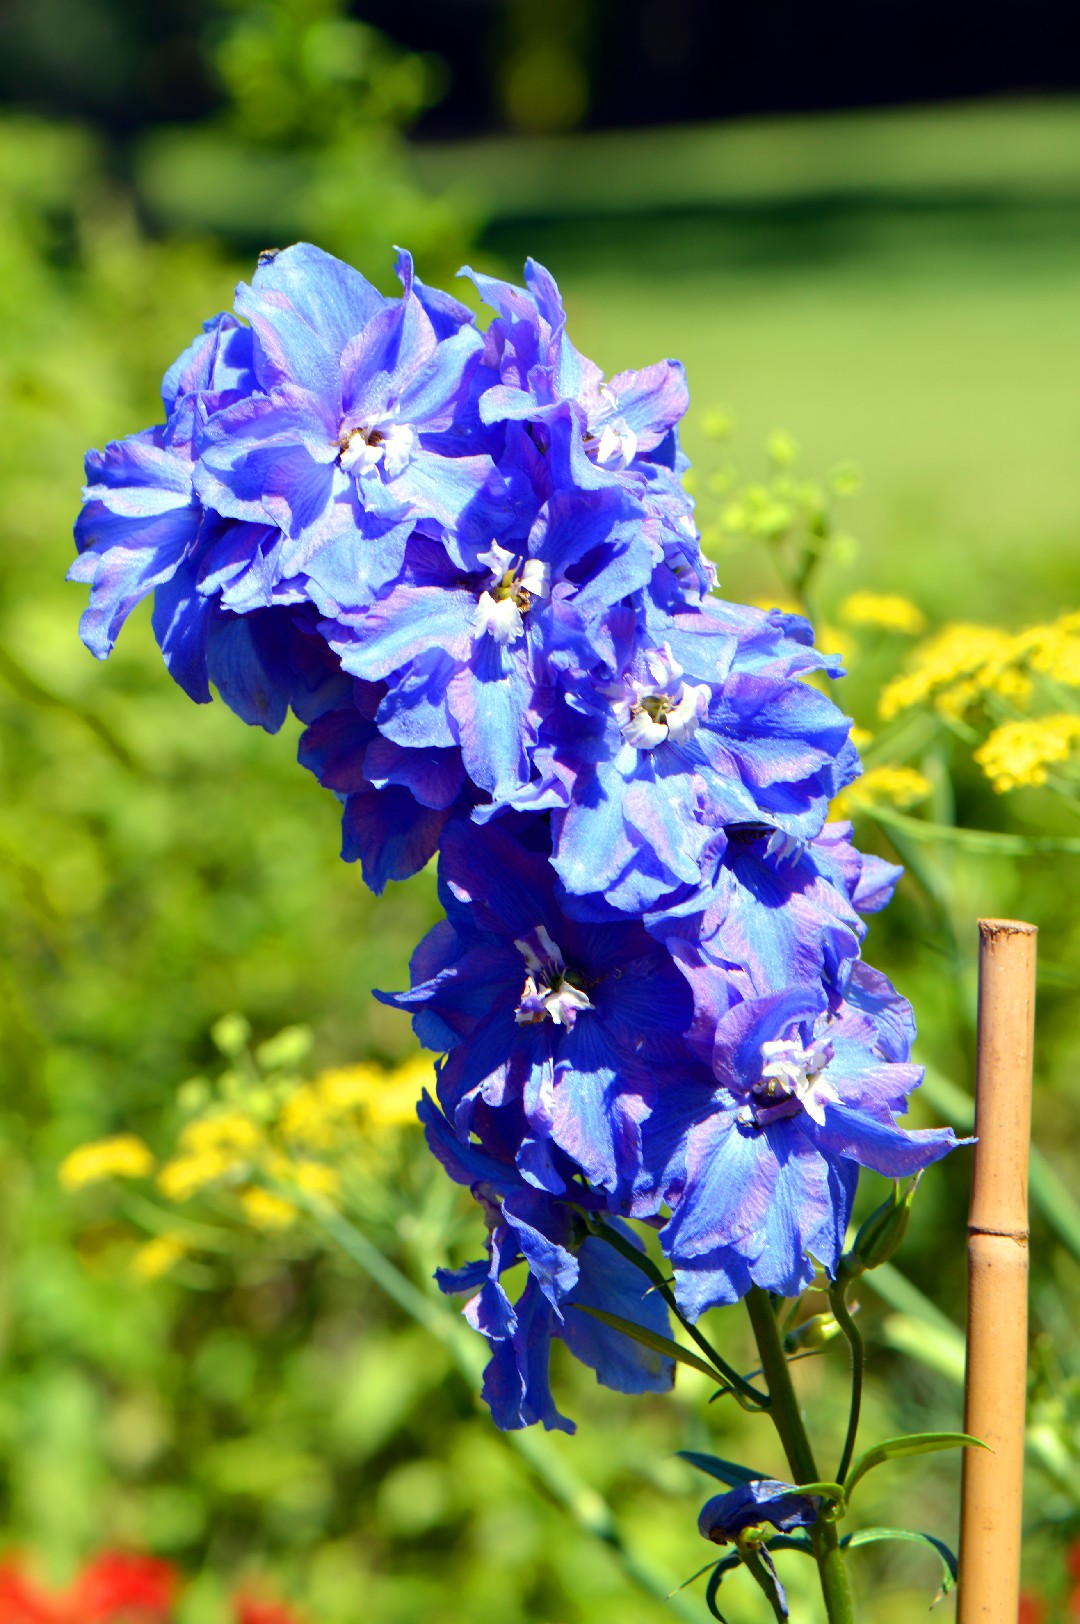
[702,407,735,440]
[843,1178,919,1281]
[177,1076,211,1115]
[255,1024,314,1072]
[829,461,862,497]
[784,1310,843,1353]
[766,429,799,467]
[211,1012,251,1058]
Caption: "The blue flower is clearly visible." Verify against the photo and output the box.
[421,1093,674,1432]
[70,311,262,696]
[644,819,900,1008]
[194,245,506,614]
[464,259,706,590]
[649,963,963,1318]
[527,600,858,913]
[296,676,477,892]
[698,1479,822,1544]
[322,467,657,798]
[380,815,695,1202]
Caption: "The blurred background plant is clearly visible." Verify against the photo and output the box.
[3,0,1080,1618]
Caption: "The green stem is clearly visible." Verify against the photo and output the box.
[829,1284,865,1486]
[587,1216,770,1408]
[745,1288,856,1624]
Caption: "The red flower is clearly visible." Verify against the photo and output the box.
[68,1552,176,1620]
[0,1551,176,1622]
[1018,1593,1047,1624]
[234,1593,305,1624]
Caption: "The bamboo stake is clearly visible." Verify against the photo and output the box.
[958,918,1037,1624]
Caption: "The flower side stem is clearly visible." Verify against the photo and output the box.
[745,1287,856,1624]
[829,1282,865,1485]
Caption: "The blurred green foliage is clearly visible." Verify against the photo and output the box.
[3,7,1080,1614]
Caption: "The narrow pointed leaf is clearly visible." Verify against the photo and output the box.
[740,1544,788,1623]
[705,1557,740,1622]
[677,1451,770,1488]
[842,1526,958,1604]
[845,1432,987,1496]
[571,1304,726,1381]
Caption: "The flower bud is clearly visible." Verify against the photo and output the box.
[783,1310,842,1354]
[841,1178,918,1282]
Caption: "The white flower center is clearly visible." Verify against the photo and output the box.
[737,1036,839,1129]
[473,543,552,646]
[339,417,418,479]
[513,925,593,1030]
[584,384,639,471]
[611,644,710,751]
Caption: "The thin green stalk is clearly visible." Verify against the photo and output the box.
[587,1216,770,1408]
[828,1284,865,1486]
[745,1288,855,1624]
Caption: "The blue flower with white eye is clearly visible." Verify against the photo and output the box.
[421,1093,674,1432]
[648,962,964,1319]
[380,815,695,1202]
[464,259,704,588]
[524,600,858,914]
[322,464,656,799]
[194,244,506,614]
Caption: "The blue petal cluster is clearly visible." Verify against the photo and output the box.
[73,244,963,1431]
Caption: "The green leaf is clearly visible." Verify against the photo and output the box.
[845,1432,987,1496]
[863,803,1080,856]
[677,1451,770,1488]
[842,1526,958,1604]
[705,1557,740,1621]
[570,1305,723,1382]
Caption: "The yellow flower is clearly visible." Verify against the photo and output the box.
[130,1233,187,1280]
[158,1150,233,1202]
[840,592,926,636]
[879,624,1022,720]
[974,715,1080,792]
[1015,609,1080,688]
[833,765,932,818]
[291,1160,341,1199]
[59,1134,155,1190]
[276,1081,333,1149]
[849,724,874,750]
[177,1110,262,1159]
[362,1055,431,1128]
[239,1187,298,1230]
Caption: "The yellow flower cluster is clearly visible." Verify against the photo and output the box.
[840,592,926,636]
[878,609,1080,722]
[59,1134,155,1190]
[157,1110,263,1202]
[973,715,1080,793]
[150,1051,431,1232]
[280,1054,433,1146]
[878,624,1025,720]
[1010,608,1080,688]
[833,764,932,818]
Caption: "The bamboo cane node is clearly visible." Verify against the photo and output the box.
[967,1224,1029,1244]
